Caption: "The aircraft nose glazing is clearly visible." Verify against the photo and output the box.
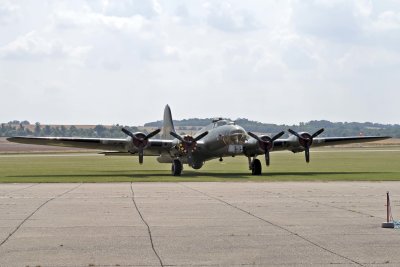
[229,129,247,144]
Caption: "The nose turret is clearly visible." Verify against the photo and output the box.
[228,126,247,145]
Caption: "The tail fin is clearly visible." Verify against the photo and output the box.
[161,105,176,140]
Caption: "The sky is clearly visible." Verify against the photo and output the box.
[1,0,400,126]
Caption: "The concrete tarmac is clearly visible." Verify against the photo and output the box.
[1,182,400,267]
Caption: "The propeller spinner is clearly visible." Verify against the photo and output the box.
[288,128,324,163]
[248,131,285,166]
[122,128,161,164]
[170,131,209,166]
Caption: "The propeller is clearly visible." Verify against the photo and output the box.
[170,131,209,166]
[248,131,285,166]
[288,128,324,163]
[122,128,161,164]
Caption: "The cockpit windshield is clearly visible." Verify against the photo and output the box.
[199,119,234,132]
[216,120,227,127]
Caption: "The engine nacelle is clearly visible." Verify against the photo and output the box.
[121,127,161,165]
[259,135,274,150]
[287,128,324,163]
[191,161,204,169]
[127,132,148,151]
[291,147,305,153]
[288,132,312,148]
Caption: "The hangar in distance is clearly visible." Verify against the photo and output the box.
[8,105,391,176]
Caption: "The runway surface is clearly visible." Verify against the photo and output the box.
[1,182,400,267]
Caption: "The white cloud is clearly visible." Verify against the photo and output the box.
[100,0,162,18]
[373,10,400,30]
[0,1,20,25]
[291,1,362,43]
[354,0,373,17]
[0,0,399,125]
[0,31,91,65]
[53,9,149,33]
[204,1,260,32]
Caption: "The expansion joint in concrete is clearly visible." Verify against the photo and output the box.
[130,182,164,267]
[0,183,39,197]
[180,183,365,267]
[0,183,82,248]
[262,189,379,220]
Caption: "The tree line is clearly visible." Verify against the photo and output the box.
[1,119,399,138]
[0,121,139,138]
[146,118,400,138]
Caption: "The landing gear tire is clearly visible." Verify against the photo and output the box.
[251,159,262,175]
[172,159,183,176]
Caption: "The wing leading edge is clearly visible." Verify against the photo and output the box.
[266,136,392,150]
[7,136,128,151]
[312,136,391,147]
[6,136,175,156]
[246,135,391,153]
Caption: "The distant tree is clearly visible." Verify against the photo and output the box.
[51,126,61,137]
[60,125,68,136]
[70,125,78,136]
[25,128,33,136]
[16,124,25,136]
[44,125,51,136]
[34,122,41,136]
[94,125,107,137]
[2,119,400,138]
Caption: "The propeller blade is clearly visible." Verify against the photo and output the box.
[122,128,135,138]
[170,131,185,142]
[265,150,270,166]
[271,131,285,141]
[311,128,324,138]
[187,150,193,167]
[305,146,310,163]
[145,128,161,140]
[194,131,209,142]
[248,131,262,142]
[122,127,157,165]
[288,129,302,139]
[138,149,144,164]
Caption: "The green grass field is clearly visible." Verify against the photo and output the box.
[0,148,400,182]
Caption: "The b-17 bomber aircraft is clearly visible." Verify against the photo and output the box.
[8,105,391,176]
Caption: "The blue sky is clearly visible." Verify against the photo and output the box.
[1,0,399,125]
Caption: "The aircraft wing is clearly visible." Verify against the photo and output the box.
[6,136,174,156]
[269,135,390,151]
[244,135,390,155]
[7,136,129,151]
[309,136,390,147]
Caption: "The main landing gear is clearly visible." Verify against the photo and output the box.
[248,157,262,175]
[171,159,183,176]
